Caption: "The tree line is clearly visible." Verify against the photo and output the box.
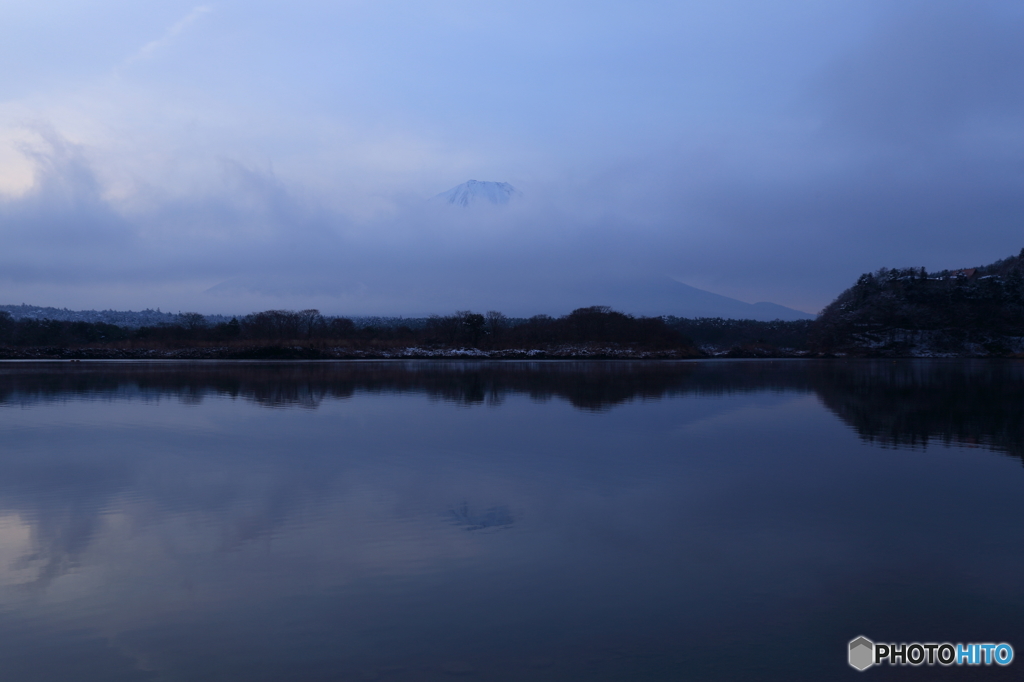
[0,307,685,350]
[0,306,825,352]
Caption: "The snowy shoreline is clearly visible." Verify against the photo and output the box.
[0,345,705,361]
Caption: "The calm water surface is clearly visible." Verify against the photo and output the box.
[0,360,1022,681]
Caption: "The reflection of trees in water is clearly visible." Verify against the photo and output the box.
[2,359,1022,458]
[2,359,1023,596]
[810,360,1024,461]
[0,360,813,412]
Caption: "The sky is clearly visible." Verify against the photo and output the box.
[2,0,1023,316]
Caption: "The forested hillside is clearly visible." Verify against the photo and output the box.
[813,248,1024,356]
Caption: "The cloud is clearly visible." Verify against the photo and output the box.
[1,126,133,258]
[0,129,701,315]
[2,2,1024,315]
[814,3,1024,145]
[126,5,212,64]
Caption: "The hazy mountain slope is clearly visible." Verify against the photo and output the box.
[667,281,814,321]
[4,278,812,324]
[555,277,814,321]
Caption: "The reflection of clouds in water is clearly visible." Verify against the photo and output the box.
[0,514,36,587]
[0,361,1023,681]
[1,359,1021,604]
[14,504,106,590]
[0,470,501,614]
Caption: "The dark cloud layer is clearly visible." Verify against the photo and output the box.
[1,2,1023,316]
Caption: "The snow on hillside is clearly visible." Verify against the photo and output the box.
[432,180,521,207]
[0,304,232,328]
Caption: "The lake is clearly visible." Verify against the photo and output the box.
[0,359,1022,681]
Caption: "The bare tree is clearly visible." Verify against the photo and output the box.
[298,309,323,339]
[485,311,507,339]
[179,312,207,331]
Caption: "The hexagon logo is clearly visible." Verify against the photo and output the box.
[849,636,874,671]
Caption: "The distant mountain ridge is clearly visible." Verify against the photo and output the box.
[0,304,232,328]
[663,279,814,321]
[432,180,521,207]
[554,277,814,321]
[2,277,814,328]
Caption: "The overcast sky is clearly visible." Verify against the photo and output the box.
[2,0,1023,316]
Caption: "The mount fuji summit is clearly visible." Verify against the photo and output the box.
[432,180,522,207]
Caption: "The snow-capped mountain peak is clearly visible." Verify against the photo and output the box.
[432,180,521,207]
